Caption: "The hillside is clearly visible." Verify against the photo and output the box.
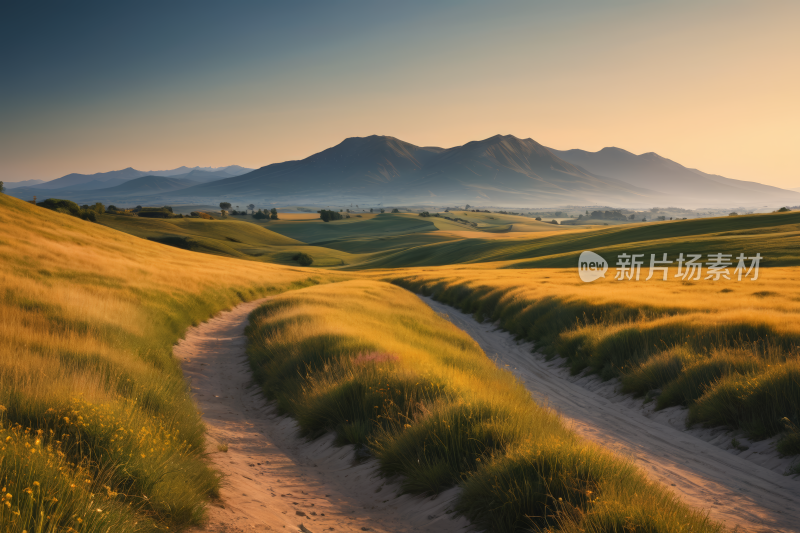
[6,165,254,202]
[552,146,800,207]
[90,175,198,195]
[0,193,332,531]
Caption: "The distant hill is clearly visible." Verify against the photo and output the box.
[168,135,659,207]
[4,179,45,188]
[144,165,254,179]
[550,147,798,207]
[27,165,253,191]
[94,175,199,195]
[31,167,150,190]
[166,169,248,183]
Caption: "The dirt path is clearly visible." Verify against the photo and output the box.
[420,296,800,533]
[174,298,470,533]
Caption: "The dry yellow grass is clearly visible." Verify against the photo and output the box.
[385,266,800,452]
[0,194,342,531]
[244,280,724,533]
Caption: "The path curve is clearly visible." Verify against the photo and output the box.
[174,298,470,533]
[420,296,800,533]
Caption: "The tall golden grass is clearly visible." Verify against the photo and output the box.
[0,195,339,531]
[245,280,723,532]
[386,265,800,463]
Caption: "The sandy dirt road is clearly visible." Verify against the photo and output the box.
[420,296,800,533]
[174,298,470,533]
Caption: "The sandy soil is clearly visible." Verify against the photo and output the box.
[420,296,800,533]
[174,299,471,533]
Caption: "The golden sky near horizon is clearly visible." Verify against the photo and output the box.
[1,1,798,188]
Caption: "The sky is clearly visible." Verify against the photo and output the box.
[1,0,798,187]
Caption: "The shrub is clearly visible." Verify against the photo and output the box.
[137,210,171,218]
[319,209,342,222]
[292,252,314,266]
[36,198,98,223]
[37,198,80,213]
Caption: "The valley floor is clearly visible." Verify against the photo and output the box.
[420,296,800,533]
[174,299,470,533]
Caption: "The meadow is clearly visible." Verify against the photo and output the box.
[5,192,800,532]
[95,205,800,462]
[385,267,800,464]
[245,280,723,532]
[0,195,342,532]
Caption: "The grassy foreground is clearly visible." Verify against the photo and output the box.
[0,195,339,531]
[245,280,723,532]
[386,267,800,465]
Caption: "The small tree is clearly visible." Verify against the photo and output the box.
[391,208,400,213]
[94,202,104,214]
[253,208,269,220]
[369,208,373,213]
[270,208,278,220]
[465,204,471,210]
[220,202,231,211]
[380,208,385,213]
[0,181,4,193]
[248,203,255,214]
[777,207,791,212]
[729,212,739,216]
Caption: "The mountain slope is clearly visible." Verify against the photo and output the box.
[31,167,149,190]
[4,179,45,188]
[169,135,660,206]
[95,175,199,194]
[27,165,254,190]
[551,147,800,206]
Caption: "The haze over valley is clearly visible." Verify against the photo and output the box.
[7,135,799,210]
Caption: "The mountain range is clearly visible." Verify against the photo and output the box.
[5,136,799,208]
[22,165,253,191]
